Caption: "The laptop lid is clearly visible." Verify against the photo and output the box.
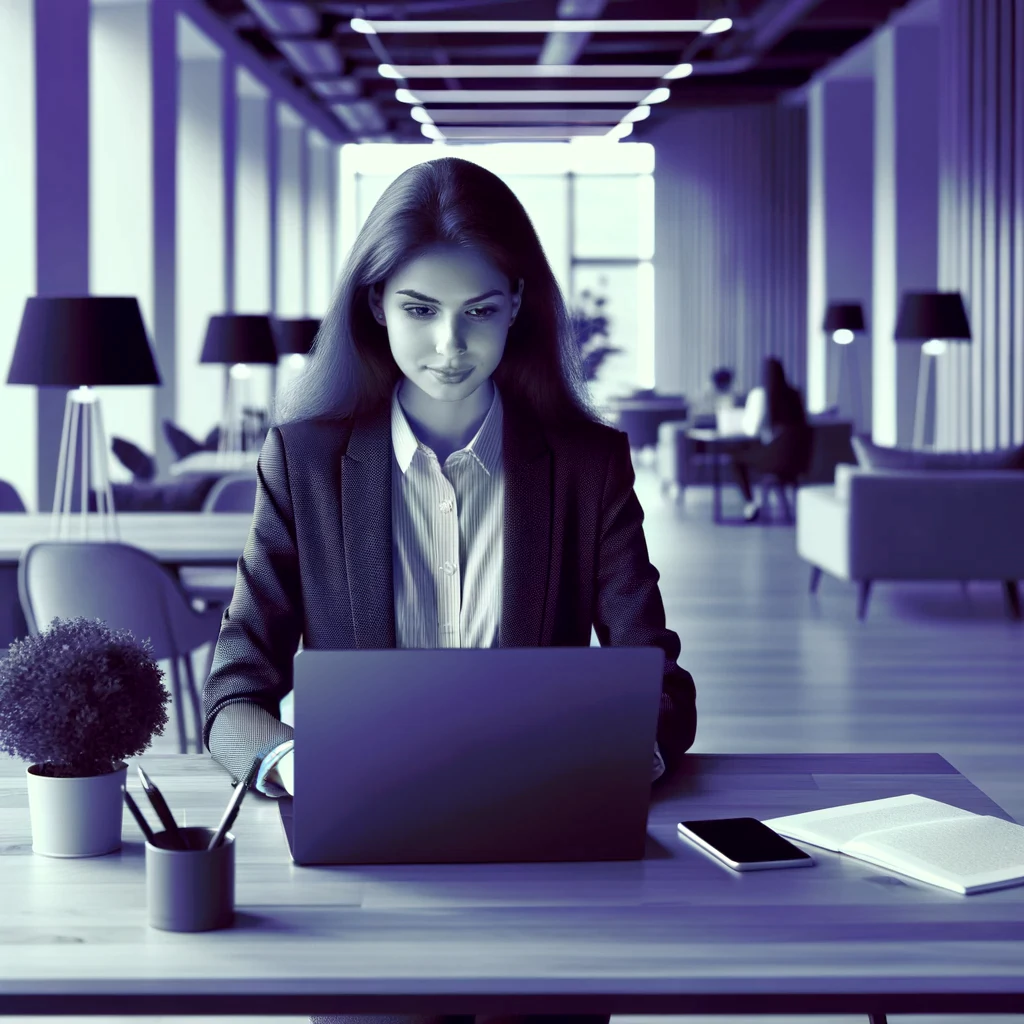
[278,646,664,865]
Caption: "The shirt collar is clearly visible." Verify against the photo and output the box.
[391,377,503,476]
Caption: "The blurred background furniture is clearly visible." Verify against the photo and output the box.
[111,436,157,482]
[797,464,1024,620]
[659,417,856,519]
[6,296,162,540]
[163,419,220,461]
[200,314,278,454]
[823,302,866,427]
[175,474,257,612]
[893,291,972,449]
[0,512,251,650]
[17,541,226,753]
[0,479,27,513]
[605,391,688,464]
[168,450,260,477]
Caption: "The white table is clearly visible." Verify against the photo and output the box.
[168,451,260,477]
[0,513,252,645]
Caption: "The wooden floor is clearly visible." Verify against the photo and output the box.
[10,461,1023,1024]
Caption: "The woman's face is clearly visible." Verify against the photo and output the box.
[368,243,523,402]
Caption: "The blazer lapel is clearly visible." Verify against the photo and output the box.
[340,390,553,651]
[498,396,552,649]
[341,401,396,650]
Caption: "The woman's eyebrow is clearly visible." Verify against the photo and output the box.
[395,288,503,305]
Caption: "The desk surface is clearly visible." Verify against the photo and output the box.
[0,752,1021,1017]
[0,512,252,565]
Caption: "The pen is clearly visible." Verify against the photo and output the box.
[122,785,156,844]
[137,766,186,850]
[207,754,262,852]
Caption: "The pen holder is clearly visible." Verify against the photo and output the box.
[145,827,235,932]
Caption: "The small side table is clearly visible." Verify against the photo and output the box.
[685,428,760,523]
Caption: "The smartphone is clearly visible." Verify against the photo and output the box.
[676,817,815,871]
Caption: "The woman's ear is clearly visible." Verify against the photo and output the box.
[368,283,384,321]
[511,277,524,319]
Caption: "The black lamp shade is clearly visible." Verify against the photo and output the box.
[7,296,161,387]
[200,314,279,364]
[823,303,865,332]
[273,318,320,355]
[894,292,972,341]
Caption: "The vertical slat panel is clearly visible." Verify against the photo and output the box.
[1011,0,1019,440]
[997,0,1013,447]
[970,0,984,449]
[982,0,997,448]
[649,104,806,401]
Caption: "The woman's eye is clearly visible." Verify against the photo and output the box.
[405,306,497,319]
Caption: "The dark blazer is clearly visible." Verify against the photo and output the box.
[202,392,698,789]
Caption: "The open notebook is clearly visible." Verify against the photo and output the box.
[762,794,1024,895]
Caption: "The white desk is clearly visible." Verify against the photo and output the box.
[0,513,252,646]
[169,451,260,477]
[0,752,1020,1019]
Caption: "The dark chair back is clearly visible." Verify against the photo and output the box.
[0,479,26,512]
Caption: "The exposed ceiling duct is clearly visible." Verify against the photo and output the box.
[241,0,318,35]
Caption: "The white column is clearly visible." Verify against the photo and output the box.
[0,0,38,510]
[807,77,874,432]
[873,22,940,447]
[89,0,157,481]
[276,105,306,317]
[234,65,272,412]
[175,11,225,443]
[307,130,334,317]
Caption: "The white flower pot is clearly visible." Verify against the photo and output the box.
[25,761,127,858]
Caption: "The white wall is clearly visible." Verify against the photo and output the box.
[90,0,156,480]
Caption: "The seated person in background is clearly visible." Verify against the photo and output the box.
[730,357,811,522]
[689,366,741,427]
[202,155,697,1024]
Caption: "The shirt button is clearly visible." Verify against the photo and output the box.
[439,500,453,513]
[441,561,456,575]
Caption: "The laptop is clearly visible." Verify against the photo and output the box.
[277,646,664,865]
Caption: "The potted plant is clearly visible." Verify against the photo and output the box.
[569,281,624,382]
[0,616,170,858]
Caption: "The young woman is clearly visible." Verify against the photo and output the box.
[729,357,812,521]
[201,156,698,1024]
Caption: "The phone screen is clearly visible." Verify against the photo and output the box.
[678,817,812,863]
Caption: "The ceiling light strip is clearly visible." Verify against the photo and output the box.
[380,64,692,79]
[395,89,669,103]
[352,19,714,33]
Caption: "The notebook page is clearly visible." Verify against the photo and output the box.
[762,794,977,851]
[842,815,1024,894]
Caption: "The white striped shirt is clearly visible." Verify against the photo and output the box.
[255,378,663,795]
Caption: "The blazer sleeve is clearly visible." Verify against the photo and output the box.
[593,429,697,772]
[202,425,302,793]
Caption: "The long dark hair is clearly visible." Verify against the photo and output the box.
[763,356,805,427]
[273,157,602,430]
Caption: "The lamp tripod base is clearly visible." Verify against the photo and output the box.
[51,388,120,541]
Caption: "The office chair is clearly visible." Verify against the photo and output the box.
[176,474,256,608]
[18,542,224,754]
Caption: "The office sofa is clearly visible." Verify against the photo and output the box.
[796,463,1024,620]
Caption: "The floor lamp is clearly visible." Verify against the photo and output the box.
[271,317,319,413]
[823,302,865,427]
[6,296,161,540]
[894,292,972,450]
[200,315,279,456]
